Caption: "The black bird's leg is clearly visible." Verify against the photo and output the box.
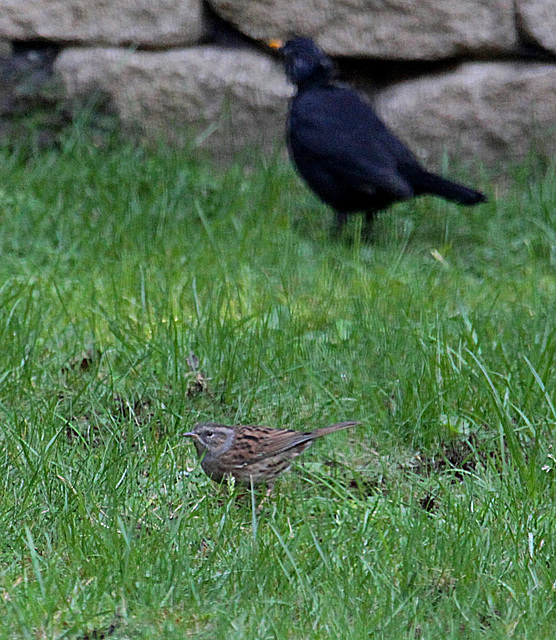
[362,211,376,242]
[332,210,349,237]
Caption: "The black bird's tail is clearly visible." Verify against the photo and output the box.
[415,171,486,205]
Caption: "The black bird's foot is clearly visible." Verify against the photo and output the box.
[362,215,375,243]
[332,211,349,240]
[331,211,375,244]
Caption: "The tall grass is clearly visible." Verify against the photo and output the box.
[0,130,554,638]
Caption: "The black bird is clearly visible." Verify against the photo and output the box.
[273,37,486,240]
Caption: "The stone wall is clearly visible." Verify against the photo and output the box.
[0,0,555,168]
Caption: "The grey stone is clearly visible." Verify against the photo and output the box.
[517,0,556,54]
[55,46,292,158]
[374,62,556,169]
[208,0,517,59]
[0,0,204,47]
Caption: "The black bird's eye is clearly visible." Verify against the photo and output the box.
[205,430,214,438]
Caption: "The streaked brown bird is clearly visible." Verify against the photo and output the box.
[183,420,359,486]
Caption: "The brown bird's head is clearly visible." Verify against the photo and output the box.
[183,422,235,457]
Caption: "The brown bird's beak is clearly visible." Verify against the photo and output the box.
[182,432,199,440]
[268,39,284,51]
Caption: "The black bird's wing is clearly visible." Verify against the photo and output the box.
[288,85,417,199]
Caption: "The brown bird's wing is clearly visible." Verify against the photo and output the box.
[227,426,314,467]
[220,421,359,469]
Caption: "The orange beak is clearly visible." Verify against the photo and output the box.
[268,39,284,51]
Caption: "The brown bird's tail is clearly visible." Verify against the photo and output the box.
[311,421,360,438]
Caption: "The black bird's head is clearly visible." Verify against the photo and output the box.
[274,37,334,88]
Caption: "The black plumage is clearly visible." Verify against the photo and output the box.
[277,37,487,239]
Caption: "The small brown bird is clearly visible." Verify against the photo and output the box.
[183,420,359,486]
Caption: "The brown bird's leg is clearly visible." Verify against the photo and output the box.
[256,483,275,513]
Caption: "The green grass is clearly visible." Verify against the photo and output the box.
[0,129,555,639]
